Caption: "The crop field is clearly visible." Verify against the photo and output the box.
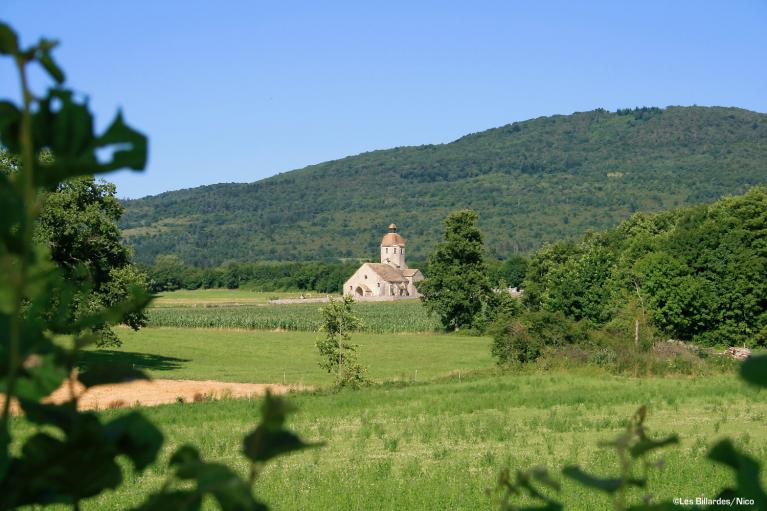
[145,300,440,333]
[13,371,766,510]
[100,327,491,385]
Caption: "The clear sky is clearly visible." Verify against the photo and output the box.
[2,1,765,198]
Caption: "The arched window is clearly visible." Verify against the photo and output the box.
[385,247,388,253]
[393,248,397,254]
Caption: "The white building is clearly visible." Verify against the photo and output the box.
[343,224,424,299]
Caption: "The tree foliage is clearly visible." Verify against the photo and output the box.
[523,188,767,347]
[144,256,359,294]
[119,106,767,266]
[34,176,148,346]
[316,296,368,388]
[418,210,493,330]
[0,22,316,510]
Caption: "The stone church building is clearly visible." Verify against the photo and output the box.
[343,224,424,299]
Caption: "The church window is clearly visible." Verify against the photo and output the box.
[364,275,367,279]
[377,282,380,287]
[385,248,388,253]
[393,248,397,254]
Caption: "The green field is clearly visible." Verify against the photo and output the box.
[101,327,490,385]
[16,371,766,510]
[35,297,767,509]
[145,300,440,333]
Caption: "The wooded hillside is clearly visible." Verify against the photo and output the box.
[120,106,767,266]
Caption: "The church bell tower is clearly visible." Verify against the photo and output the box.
[380,223,407,269]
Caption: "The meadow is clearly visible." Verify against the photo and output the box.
[14,371,766,510]
[100,327,491,385]
[29,291,765,509]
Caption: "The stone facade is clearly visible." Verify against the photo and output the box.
[343,224,423,299]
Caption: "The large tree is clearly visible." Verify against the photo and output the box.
[418,209,492,330]
[34,175,149,346]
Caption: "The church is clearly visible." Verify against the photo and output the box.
[343,224,424,299]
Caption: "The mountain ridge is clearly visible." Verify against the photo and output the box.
[120,106,767,266]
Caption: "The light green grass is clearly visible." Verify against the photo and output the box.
[150,289,325,307]
[18,372,766,510]
[145,300,440,333]
[93,327,491,385]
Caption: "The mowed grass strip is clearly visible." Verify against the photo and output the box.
[150,289,318,308]
[145,300,440,333]
[95,327,492,385]
[22,372,766,510]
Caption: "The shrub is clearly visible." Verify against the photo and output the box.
[491,310,589,364]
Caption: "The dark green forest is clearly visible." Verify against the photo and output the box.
[121,106,767,266]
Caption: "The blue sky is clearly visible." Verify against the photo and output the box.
[2,1,765,198]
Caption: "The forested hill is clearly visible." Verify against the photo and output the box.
[120,106,767,266]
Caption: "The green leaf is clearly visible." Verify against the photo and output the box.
[72,285,151,331]
[562,466,644,494]
[517,505,563,511]
[166,447,265,511]
[132,490,203,511]
[0,22,18,55]
[740,354,767,388]
[18,400,74,431]
[38,48,65,84]
[13,352,68,401]
[169,445,202,469]
[78,363,149,388]
[243,427,317,463]
[0,100,21,154]
[629,434,679,458]
[30,89,148,186]
[95,111,148,172]
[708,439,767,509]
[259,391,294,429]
[242,391,320,463]
[104,412,164,472]
[192,463,260,510]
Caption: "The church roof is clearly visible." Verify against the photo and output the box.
[366,263,408,282]
[381,232,405,246]
[401,269,420,277]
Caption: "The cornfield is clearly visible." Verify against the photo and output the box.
[146,301,440,333]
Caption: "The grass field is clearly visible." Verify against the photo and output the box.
[33,291,765,509]
[95,327,491,385]
[15,371,766,510]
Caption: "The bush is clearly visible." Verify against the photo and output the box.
[491,310,589,364]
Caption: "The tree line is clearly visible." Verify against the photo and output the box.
[144,253,526,294]
[418,187,767,363]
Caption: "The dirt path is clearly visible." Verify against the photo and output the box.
[3,379,303,414]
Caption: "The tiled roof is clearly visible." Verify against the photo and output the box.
[366,263,408,282]
[381,233,405,246]
[401,269,420,277]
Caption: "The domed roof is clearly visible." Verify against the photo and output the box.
[381,223,405,246]
[381,232,405,246]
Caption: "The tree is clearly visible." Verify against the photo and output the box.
[316,296,368,387]
[491,254,528,288]
[0,21,315,510]
[34,176,149,347]
[418,209,492,330]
